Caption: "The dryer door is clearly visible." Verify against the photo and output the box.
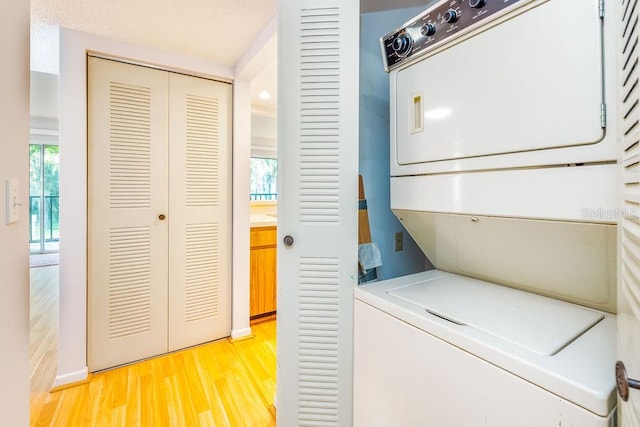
[394,0,604,165]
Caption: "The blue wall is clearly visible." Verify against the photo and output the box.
[359,6,431,281]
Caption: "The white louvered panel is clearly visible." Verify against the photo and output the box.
[299,6,341,224]
[184,223,219,322]
[108,226,152,338]
[621,130,640,320]
[622,219,640,321]
[186,94,219,207]
[298,257,339,426]
[622,138,640,196]
[622,0,640,321]
[620,0,640,424]
[109,82,152,209]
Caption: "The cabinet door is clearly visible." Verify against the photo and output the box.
[87,57,170,371]
[167,73,232,351]
[250,228,277,317]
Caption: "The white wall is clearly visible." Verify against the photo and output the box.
[30,71,59,124]
[0,0,31,424]
[58,28,251,385]
[251,114,277,158]
[232,80,252,339]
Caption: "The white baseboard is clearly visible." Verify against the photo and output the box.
[231,327,252,339]
[53,367,89,388]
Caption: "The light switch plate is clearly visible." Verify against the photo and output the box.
[6,179,20,224]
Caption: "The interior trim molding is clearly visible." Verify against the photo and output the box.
[231,327,252,339]
[53,367,89,388]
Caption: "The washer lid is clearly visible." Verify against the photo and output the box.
[387,275,604,356]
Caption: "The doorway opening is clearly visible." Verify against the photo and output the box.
[28,67,61,418]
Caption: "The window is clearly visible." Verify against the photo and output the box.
[250,157,277,201]
[29,143,60,253]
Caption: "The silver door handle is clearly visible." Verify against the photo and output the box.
[616,361,640,401]
[283,235,294,247]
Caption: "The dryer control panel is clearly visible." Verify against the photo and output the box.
[381,0,533,72]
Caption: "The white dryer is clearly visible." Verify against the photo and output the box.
[354,0,619,425]
[385,0,616,177]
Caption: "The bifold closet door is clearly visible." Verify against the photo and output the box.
[88,57,170,371]
[88,57,232,371]
[167,73,231,351]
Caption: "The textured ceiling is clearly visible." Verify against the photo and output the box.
[30,0,277,66]
[31,0,427,68]
[29,0,427,119]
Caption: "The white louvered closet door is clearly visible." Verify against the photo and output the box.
[277,1,359,425]
[618,0,640,423]
[167,73,231,351]
[88,57,170,371]
[88,57,231,371]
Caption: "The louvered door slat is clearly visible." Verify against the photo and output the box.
[298,6,341,226]
[298,83,341,420]
[108,82,152,210]
[619,0,640,424]
[108,226,152,340]
[184,224,219,322]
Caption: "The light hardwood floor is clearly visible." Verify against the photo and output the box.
[30,265,59,422]
[30,266,277,426]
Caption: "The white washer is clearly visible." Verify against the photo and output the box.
[353,270,616,427]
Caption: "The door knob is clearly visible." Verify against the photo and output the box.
[283,235,294,247]
[616,361,640,401]
[159,214,166,220]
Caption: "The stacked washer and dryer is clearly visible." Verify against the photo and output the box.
[354,0,619,425]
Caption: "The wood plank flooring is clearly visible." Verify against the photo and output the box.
[30,265,60,422]
[29,266,277,426]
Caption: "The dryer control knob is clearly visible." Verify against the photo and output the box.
[391,32,413,57]
[443,9,459,23]
[469,0,486,8]
[420,23,436,37]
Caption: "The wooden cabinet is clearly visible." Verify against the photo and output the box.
[250,226,277,318]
